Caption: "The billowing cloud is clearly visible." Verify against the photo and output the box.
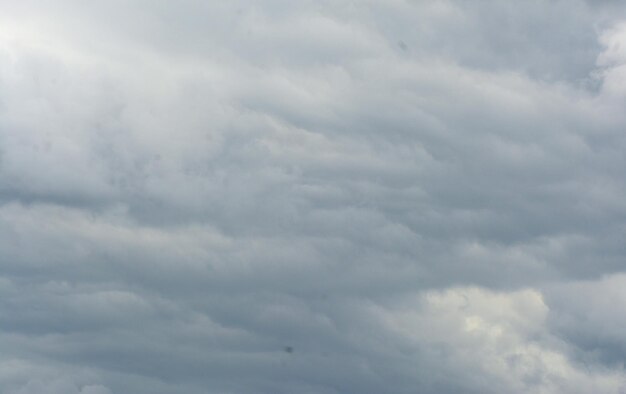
[1,1,626,393]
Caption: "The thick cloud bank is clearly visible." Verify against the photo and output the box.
[2,1,626,393]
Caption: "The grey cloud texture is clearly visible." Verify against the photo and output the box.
[2,1,626,393]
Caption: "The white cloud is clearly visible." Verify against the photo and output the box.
[598,23,626,98]
[373,287,626,393]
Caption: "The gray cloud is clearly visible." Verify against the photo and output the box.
[543,274,626,367]
[1,1,626,393]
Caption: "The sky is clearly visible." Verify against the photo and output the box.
[1,1,626,393]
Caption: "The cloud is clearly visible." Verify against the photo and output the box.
[1,0,626,393]
[11,380,112,394]
[544,273,626,367]
[369,286,625,394]
[0,359,112,394]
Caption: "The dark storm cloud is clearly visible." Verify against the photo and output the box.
[1,1,626,393]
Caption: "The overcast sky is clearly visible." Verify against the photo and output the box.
[2,1,626,393]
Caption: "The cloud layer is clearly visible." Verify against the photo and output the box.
[2,1,626,393]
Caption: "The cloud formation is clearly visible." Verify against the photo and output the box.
[2,1,626,393]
